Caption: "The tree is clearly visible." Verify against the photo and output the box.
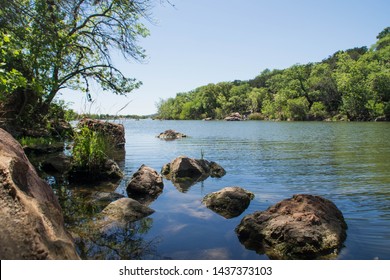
[0,0,153,127]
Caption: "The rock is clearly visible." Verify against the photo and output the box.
[23,141,64,155]
[157,129,187,140]
[235,194,347,260]
[78,118,125,148]
[375,116,387,122]
[69,158,123,183]
[94,198,154,232]
[41,153,71,174]
[103,159,124,179]
[225,112,243,121]
[91,192,125,204]
[0,128,79,259]
[209,161,227,178]
[162,156,226,192]
[202,187,255,218]
[203,117,213,121]
[126,165,164,205]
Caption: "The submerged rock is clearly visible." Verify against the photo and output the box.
[0,128,79,259]
[126,165,164,205]
[157,129,187,140]
[202,187,255,218]
[162,156,226,192]
[95,198,154,232]
[235,194,347,260]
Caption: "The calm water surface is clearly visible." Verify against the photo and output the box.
[62,120,390,260]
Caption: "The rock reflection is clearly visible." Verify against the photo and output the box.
[53,184,159,259]
[74,217,157,260]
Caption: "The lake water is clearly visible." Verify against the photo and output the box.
[58,120,390,260]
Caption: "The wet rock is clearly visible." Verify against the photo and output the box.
[225,112,243,121]
[78,118,125,149]
[41,153,71,174]
[203,187,255,218]
[0,128,79,259]
[91,191,125,204]
[69,158,123,183]
[157,129,187,140]
[23,141,64,155]
[126,165,164,205]
[95,198,155,232]
[162,156,226,192]
[235,194,347,260]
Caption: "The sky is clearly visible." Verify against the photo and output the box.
[59,0,390,116]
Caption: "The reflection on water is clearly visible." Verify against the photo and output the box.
[43,120,390,259]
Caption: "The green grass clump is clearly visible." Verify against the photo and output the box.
[72,126,109,173]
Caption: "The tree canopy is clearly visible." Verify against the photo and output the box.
[0,0,153,130]
[157,27,390,121]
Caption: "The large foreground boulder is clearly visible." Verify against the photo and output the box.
[78,118,125,148]
[162,156,226,192]
[235,194,347,260]
[0,128,79,259]
[203,187,254,219]
[126,165,164,205]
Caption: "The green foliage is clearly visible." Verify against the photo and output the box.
[72,126,108,173]
[0,0,153,130]
[0,33,27,99]
[156,27,390,121]
[18,136,55,147]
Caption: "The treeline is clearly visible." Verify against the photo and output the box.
[65,110,152,121]
[157,28,390,121]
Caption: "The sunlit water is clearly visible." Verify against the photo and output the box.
[57,120,390,260]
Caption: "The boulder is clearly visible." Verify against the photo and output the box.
[202,187,255,218]
[69,158,123,183]
[162,156,226,192]
[157,129,187,140]
[225,112,243,121]
[78,118,125,148]
[41,153,71,174]
[126,165,164,205]
[94,198,155,232]
[235,194,347,260]
[0,128,79,259]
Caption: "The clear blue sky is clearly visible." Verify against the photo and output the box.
[59,0,390,116]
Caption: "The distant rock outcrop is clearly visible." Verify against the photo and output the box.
[235,194,347,259]
[0,128,79,259]
[224,112,243,121]
[157,129,187,140]
[161,156,226,192]
[202,187,254,218]
[126,165,164,205]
